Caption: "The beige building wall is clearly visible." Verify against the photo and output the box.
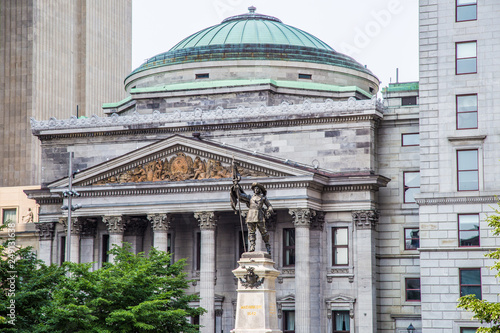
[0,0,131,187]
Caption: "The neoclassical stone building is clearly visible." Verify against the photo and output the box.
[26,5,500,333]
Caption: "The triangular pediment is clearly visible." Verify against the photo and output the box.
[49,135,316,188]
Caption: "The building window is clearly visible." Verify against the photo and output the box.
[401,96,417,106]
[404,228,420,250]
[405,278,421,301]
[456,41,477,74]
[460,328,478,333]
[457,94,478,129]
[60,236,66,265]
[298,73,312,79]
[333,311,350,333]
[332,228,348,265]
[196,231,201,270]
[195,73,209,79]
[460,268,481,299]
[402,133,420,146]
[102,234,110,264]
[403,171,420,203]
[283,310,295,333]
[457,149,479,191]
[456,0,477,22]
[459,214,480,247]
[283,228,295,266]
[2,208,17,224]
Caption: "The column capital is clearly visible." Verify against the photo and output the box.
[311,211,325,231]
[35,222,56,241]
[123,216,148,236]
[79,217,98,238]
[58,217,80,235]
[194,211,218,230]
[147,213,173,233]
[352,210,379,229]
[103,215,126,234]
[288,208,316,228]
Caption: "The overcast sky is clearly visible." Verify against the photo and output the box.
[132,0,419,89]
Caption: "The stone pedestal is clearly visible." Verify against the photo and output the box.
[232,252,281,333]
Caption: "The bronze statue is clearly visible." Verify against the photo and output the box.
[231,162,273,255]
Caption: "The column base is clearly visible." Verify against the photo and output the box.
[232,251,282,333]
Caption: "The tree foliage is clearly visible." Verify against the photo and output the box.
[0,241,204,332]
[458,201,500,332]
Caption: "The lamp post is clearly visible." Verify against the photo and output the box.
[407,323,416,333]
[61,152,81,262]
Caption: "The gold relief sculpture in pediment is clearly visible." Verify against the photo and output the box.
[93,152,268,185]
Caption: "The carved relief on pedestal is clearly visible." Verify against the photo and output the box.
[288,208,316,228]
[93,151,268,185]
[103,215,126,234]
[35,222,56,241]
[352,210,379,229]
[147,213,173,232]
[194,211,218,230]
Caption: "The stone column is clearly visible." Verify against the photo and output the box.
[147,213,172,253]
[79,218,98,264]
[59,217,80,263]
[194,211,218,333]
[310,211,324,333]
[103,215,126,263]
[35,222,56,265]
[289,208,315,333]
[353,210,379,333]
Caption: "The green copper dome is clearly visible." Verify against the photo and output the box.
[128,7,373,77]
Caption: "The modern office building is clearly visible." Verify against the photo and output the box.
[0,0,132,247]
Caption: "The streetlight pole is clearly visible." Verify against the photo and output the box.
[66,152,73,262]
[62,152,81,262]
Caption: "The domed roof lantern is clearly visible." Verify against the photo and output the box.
[248,5,256,13]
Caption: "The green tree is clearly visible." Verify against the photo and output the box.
[0,241,204,332]
[458,201,500,332]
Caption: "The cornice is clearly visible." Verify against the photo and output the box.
[415,195,498,206]
[31,99,384,139]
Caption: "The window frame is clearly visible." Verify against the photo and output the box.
[404,228,420,251]
[101,234,110,265]
[456,41,477,75]
[332,310,350,333]
[459,268,482,300]
[456,94,478,130]
[332,227,349,266]
[457,149,479,191]
[460,328,479,333]
[403,171,420,203]
[282,310,295,333]
[195,73,209,79]
[195,231,201,271]
[456,0,477,22]
[405,277,421,302]
[283,228,295,267]
[298,73,312,80]
[401,96,417,106]
[2,207,17,224]
[60,235,66,265]
[458,214,480,247]
[401,133,420,147]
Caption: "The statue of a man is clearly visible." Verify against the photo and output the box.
[232,182,273,254]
